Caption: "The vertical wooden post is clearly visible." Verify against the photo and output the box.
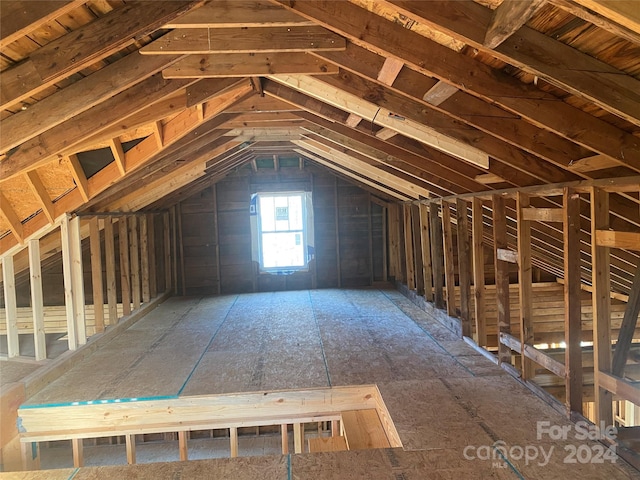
[381,206,388,282]
[125,434,136,464]
[71,438,84,467]
[61,216,78,350]
[140,215,150,304]
[331,420,339,437]
[129,216,141,310]
[104,218,118,325]
[456,199,472,337]
[89,217,105,333]
[163,211,172,293]
[517,192,534,379]
[403,203,416,291]
[564,187,583,414]
[2,255,19,357]
[472,198,486,346]
[147,214,157,299]
[281,424,289,454]
[178,431,188,461]
[213,184,222,294]
[429,203,445,309]
[590,187,613,426]
[70,216,86,345]
[493,195,511,365]
[441,202,456,318]
[419,203,434,302]
[293,423,303,454]
[29,239,46,360]
[119,217,131,315]
[177,203,186,296]
[230,427,238,458]
[411,204,424,294]
[368,193,374,285]
[334,177,342,287]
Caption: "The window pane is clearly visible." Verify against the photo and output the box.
[288,195,303,230]
[262,232,304,268]
[259,196,275,232]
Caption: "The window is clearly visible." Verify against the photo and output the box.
[250,192,314,272]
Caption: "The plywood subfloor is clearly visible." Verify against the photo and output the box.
[7,288,638,478]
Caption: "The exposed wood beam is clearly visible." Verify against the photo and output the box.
[1,53,185,154]
[572,0,640,33]
[611,261,640,377]
[270,74,489,168]
[386,0,640,126]
[109,138,127,177]
[422,81,459,106]
[1,75,195,181]
[65,155,90,203]
[162,53,339,78]
[0,0,86,49]
[376,57,404,86]
[484,0,546,48]
[0,1,203,111]
[164,0,312,28]
[0,192,23,243]
[273,1,640,170]
[345,114,363,127]
[140,26,346,54]
[24,171,54,224]
[568,154,622,173]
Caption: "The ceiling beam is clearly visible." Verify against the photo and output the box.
[24,171,54,224]
[163,53,339,78]
[0,191,23,244]
[483,0,546,48]
[273,0,640,171]
[0,0,203,111]
[140,26,346,55]
[385,0,640,126]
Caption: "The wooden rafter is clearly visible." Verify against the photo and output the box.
[24,171,54,224]
[0,191,23,243]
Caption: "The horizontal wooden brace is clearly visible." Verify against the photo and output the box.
[595,230,640,251]
[521,207,564,223]
[598,371,640,405]
[496,248,519,264]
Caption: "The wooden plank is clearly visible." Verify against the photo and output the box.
[109,138,127,177]
[422,80,459,106]
[377,57,404,86]
[281,424,288,454]
[293,423,303,454]
[141,26,346,54]
[500,334,566,378]
[441,202,456,318]
[125,434,136,465]
[60,216,78,350]
[419,203,434,302]
[521,207,564,223]
[164,212,172,293]
[591,187,613,426]
[456,199,472,337]
[599,372,640,405]
[89,217,105,334]
[104,218,118,325]
[28,239,46,361]
[140,215,151,303]
[230,427,238,458]
[71,438,84,468]
[24,171,54,224]
[611,261,640,377]
[171,208,178,295]
[2,255,19,357]
[70,216,86,345]
[429,204,445,310]
[164,0,312,28]
[403,204,416,291]
[146,214,157,300]
[0,191,23,243]
[0,0,85,49]
[177,203,186,297]
[163,53,338,78]
[341,409,390,450]
[595,230,640,251]
[472,198,486,346]
[0,1,200,111]
[517,192,534,380]
[484,0,545,48]
[567,154,620,173]
[178,430,188,461]
[119,218,132,316]
[572,0,640,34]
[308,436,347,452]
[493,195,511,365]
[129,217,141,310]
[496,248,518,264]
[564,187,583,414]
[335,177,342,288]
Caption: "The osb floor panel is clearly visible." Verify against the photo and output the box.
[5,288,638,479]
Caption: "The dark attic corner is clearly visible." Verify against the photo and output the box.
[0,0,639,478]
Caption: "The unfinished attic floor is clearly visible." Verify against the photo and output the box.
[11,288,638,479]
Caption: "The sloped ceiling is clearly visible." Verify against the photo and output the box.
[0,0,639,280]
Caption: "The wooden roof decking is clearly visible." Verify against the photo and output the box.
[0,0,638,292]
